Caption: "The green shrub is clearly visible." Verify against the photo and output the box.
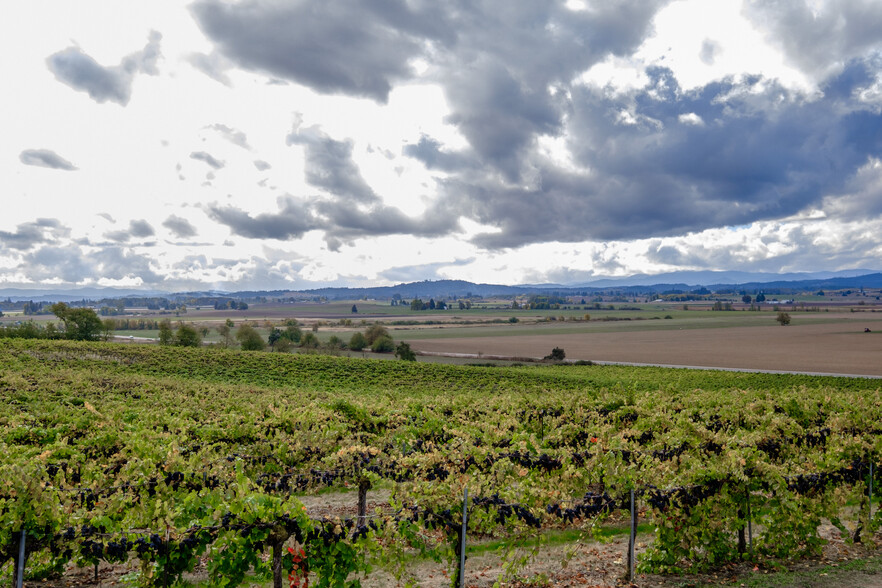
[236,324,266,351]
[349,332,367,351]
[300,332,320,348]
[371,335,395,353]
[395,342,416,361]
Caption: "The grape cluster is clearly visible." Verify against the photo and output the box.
[257,469,345,492]
[650,443,690,461]
[65,470,223,506]
[785,459,870,494]
[472,494,541,527]
[493,451,562,472]
[45,462,69,477]
[546,491,620,522]
[53,510,311,567]
[307,517,377,544]
[625,430,655,445]
[800,427,830,448]
[643,477,730,513]
[702,440,723,455]
[757,438,782,460]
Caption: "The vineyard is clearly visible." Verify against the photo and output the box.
[2,338,882,587]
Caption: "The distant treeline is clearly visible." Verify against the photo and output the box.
[105,318,164,330]
[0,318,164,341]
[0,322,60,339]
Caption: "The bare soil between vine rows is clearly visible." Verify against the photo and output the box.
[26,491,882,588]
[27,530,882,588]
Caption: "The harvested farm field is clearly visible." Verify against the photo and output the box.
[407,314,882,376]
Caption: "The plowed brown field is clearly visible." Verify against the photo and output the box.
[409,316,882,377]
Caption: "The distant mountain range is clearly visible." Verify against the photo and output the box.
[1,269,881,302]
[0,287,166,303]
[286,272,882,300]
[565,268,880,288]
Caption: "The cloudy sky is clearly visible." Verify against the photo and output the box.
[3,0,882,291]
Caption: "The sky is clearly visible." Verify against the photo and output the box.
[2,0,882,292]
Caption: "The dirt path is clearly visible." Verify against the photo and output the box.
[36,528,882,588]
[409,319,882,377]
[25,490,882,586]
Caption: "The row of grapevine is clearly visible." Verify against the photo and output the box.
[3,456,880,585]
[2,339,882,585]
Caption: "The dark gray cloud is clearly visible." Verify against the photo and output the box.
[102,231,130,243]
[11,241,161,286]
[190,151,225,169]
[19,149,77,170]
[402,135,478,173]
[253,159,271,171]
[91,247,163,283]
[315,200,459,242]
[191,0,668,178]
[46,31,162,105]
[449,65,882,249]
[188,0,882,259]
[744,0,882,77]
[130,219,155,238]
[442,60,564,179]
[207,123,250,149]
[104,219,156,243]
[210,120,461,245]
[427,1,668,179]
[286,124,377,202]
[162,215,198,239]
[0,219,67,251]
[207,197,317,240]
[22,246,94,283]
[189,0,453,102]
[207,190,459,244]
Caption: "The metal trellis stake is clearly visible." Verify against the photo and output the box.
[459,488,469,588]
[870,461,874,523]
[17,528,26,588]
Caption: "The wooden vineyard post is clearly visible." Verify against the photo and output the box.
[738,485,753,556]
[747,491,753,554]
[270,524,296,588]
[854,459,874,544]
[271,537,284,588]
[357,477,371,529]
[737,504,746,555]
